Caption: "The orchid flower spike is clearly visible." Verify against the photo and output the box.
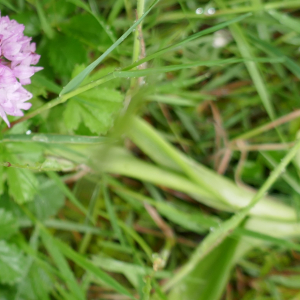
[0,15,43,127]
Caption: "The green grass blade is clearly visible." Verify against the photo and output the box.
[117,57,283,78]
[122,13,252,71]
[108,178,218,233]
[35,0,54,39]
[229,23,276,120]
[102,178,126,246]
[268,10,300,34]
[262,152,300,200]
[249,34,300,80]
[55,239,135,299]
[60,0,160,95]
[97,210,153,260]
[2,134,110,145]
[44,219,113,237]
[40,231,85,300]
[234,228,300,251]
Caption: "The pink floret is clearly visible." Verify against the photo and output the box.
[0,15,42,127]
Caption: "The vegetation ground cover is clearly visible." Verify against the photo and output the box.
[1,0,300,299]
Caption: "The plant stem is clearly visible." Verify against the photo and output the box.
[163,137,300,291]
[230,109,300,142]
[132,0,145,65]
[7,73,116,129]
[124,0,146,110]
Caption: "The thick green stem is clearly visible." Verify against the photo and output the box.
[163,138,300,291]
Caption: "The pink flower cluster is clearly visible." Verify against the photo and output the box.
[0,16,42,126]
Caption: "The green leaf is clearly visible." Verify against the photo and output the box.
[64,88,123,134]
[6,161,38,204]
[65,0,123,44]
[11,12,41,36]
[26,79,47,99]
[17,262,53,300]
[0,193,24,223]
[44,1,75,22]
[168,238,239,300]
[0,241,26,285]
[0,209,18,240]
[48,35,88,78]
[60,14,111,49]
[46,171,90,220]
[26,176,65,221]
[63,100,82,132]
[65,0,91,11]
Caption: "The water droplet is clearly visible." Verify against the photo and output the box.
[26,130,31,135]
[206,7,216,15]
[195,7,203,15]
